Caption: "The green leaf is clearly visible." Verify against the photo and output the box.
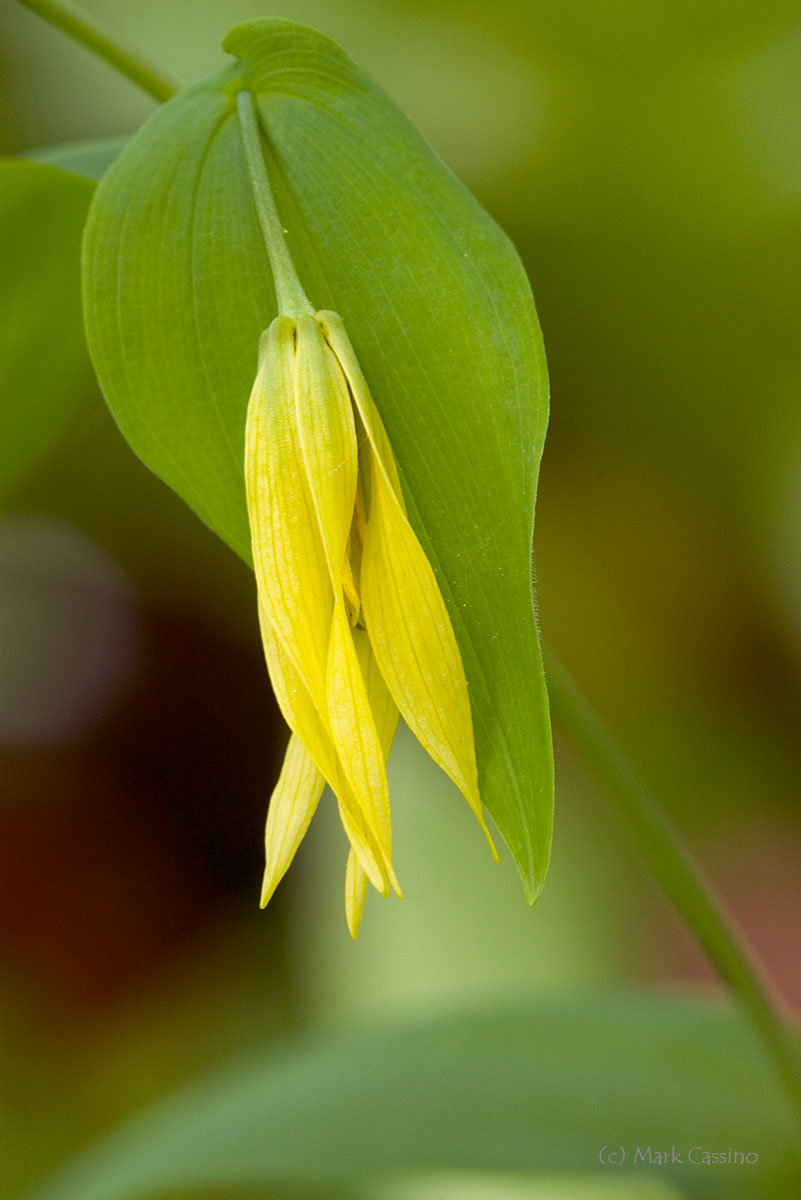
[25,136,127,182]
[22,994,800,1200]
[82,18,553,899]
[0,160,97,506]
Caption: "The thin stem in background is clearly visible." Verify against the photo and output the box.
[16,0,179,103]
[545,649,801,1129]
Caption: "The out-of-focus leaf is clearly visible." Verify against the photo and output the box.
[23,994,799,1200]
[0,160,96,506]
[371,1174,685,1199]
[82,18,553,900]
[25,136,127,182]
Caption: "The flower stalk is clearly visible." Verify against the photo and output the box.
[545,650,801,1127]
[235,92,313,320]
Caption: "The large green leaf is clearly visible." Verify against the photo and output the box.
[82,18,552,898]
[22,994,800,1200]
[0,160,96,505]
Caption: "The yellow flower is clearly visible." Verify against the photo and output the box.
[245,310,497,935]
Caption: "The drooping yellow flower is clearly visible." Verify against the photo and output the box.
[245,312,497,934]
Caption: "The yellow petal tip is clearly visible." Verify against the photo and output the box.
[346,914,361,939]
[386,862,403,898]
[480,815,500,862]
[260,863,287,908]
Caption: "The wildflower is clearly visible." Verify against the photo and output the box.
[245,310,497,934]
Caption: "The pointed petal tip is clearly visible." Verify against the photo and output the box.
[345,830,391,896]
[479,813,500,862]
[464,787,500,862]
[386,862,403,899]
[365,851,401,898]
[345,871,401,937]
[346,910,362,939]
[345,848,369,936]
[260,873,278,908]
[374,852,402,898]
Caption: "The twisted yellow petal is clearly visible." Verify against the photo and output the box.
[319,311,497,857]
[344,626,401,935]
[246,315,402,908]
[257,600,391,895]
[245,318,330,711]
[260,733,325,907]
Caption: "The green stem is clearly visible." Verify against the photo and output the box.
[545,648,801,1128]
[16,0,179,103]
[236,90,314,320]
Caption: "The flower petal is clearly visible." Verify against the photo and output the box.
[327,602,401,895]
[317,311,403,498]
[245,316,331,712]
[363,466,497,853]
[345,848,369,938]
[258,598,391,894]
[260,734,325,907]
[319,312,497,855]
[292,315,358,581]
[344,630,401,933]
[353,626,399,759]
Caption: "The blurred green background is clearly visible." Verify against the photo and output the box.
[2,1,800,1196]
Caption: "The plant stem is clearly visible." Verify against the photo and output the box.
[236,90,314,320]
[545,648,801,1127]
[16,0,179,103]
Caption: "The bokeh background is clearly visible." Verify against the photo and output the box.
[2,1,800,1195]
